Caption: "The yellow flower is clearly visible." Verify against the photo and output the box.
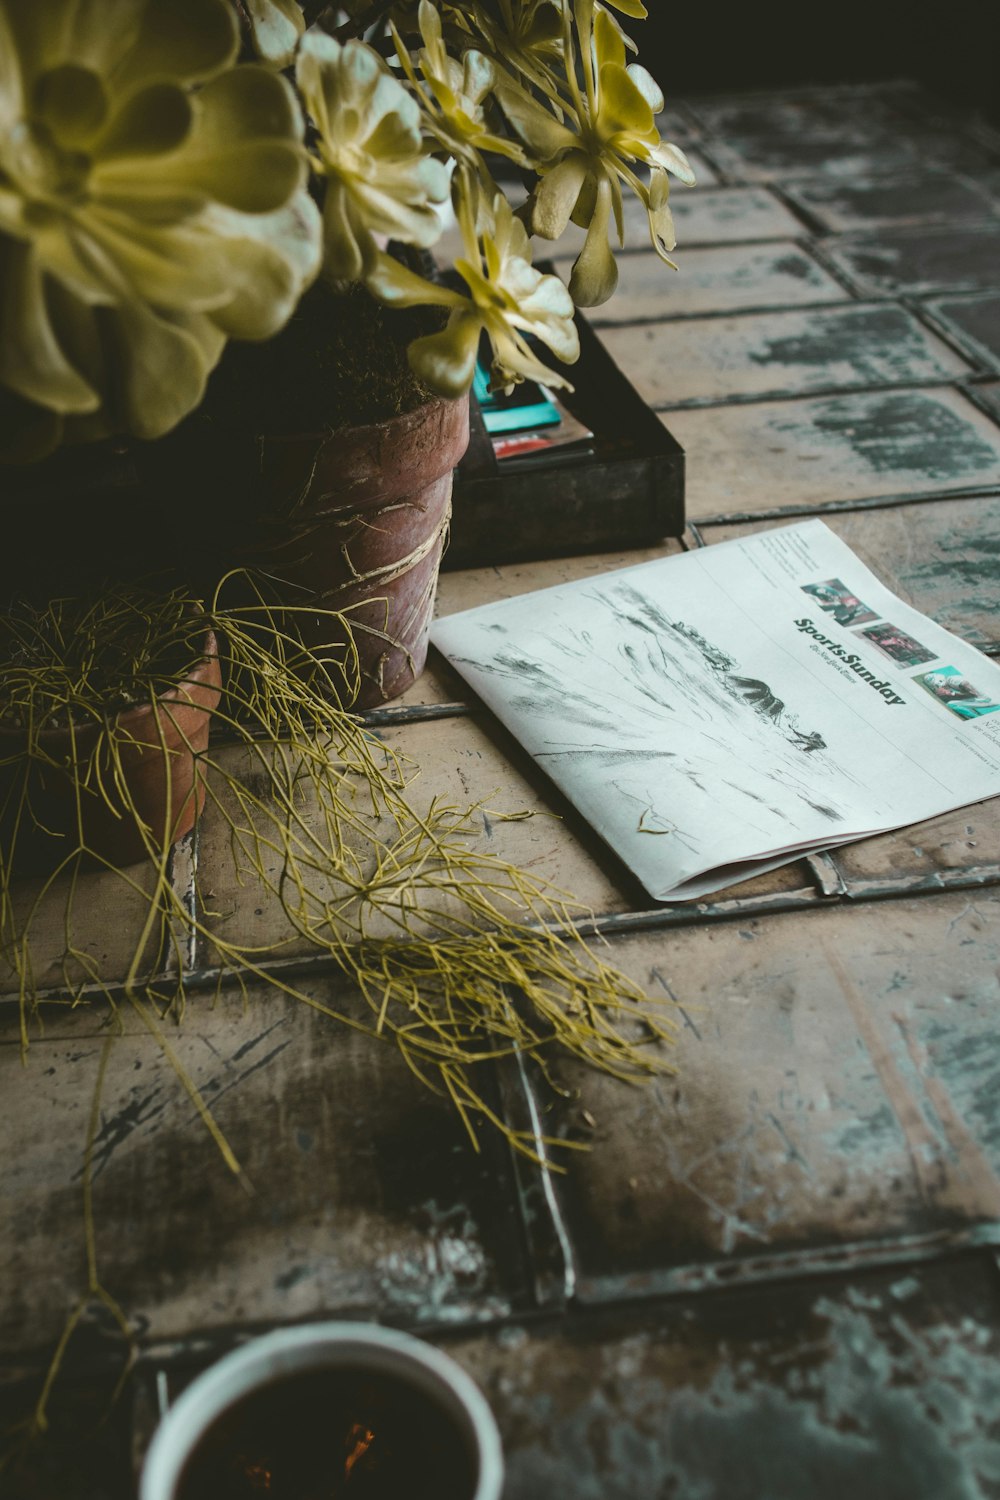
[297,27,450,283]
[499,5,694,305]
[392,0,527,170]
[368,193,579,397]
[0,0,321,461]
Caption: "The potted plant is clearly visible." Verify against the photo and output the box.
[0,6,696,1449]
[0,0,694,706]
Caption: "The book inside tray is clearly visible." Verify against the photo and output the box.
[446,290,684,570]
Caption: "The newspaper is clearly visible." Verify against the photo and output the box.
[430,520,1000,901]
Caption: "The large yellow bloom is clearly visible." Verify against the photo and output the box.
[0,0,321,461]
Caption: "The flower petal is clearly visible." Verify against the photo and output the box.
[0,239,99,413]
[107,296,223,438]
[626,63,664,115]
[366,251,468,312]
[107,0,238,92]
[205,194,322,338]
[648,138,697,185]
[246,0,305,69]
[532,153,589,240]
[569,173,618,306]
[408,312,483,397]
[32,64,108,145]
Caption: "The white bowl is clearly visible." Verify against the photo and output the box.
[139,1320,503,1500]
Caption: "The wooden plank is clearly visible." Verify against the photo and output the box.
[702,135,994,186]
[784,172,999,232]
[436,541,684,616]
[687,92,906,145]
[667,387,1000,519]
[0,981,531,1359]
[705,497,1000,648]
[440,1254,1000,1500]
[554,244,848,323]
[824,226,1000,299]
[929,294,1000,372]
[831,797,1000,885]
[599,304,971,408]
[537,891,1000,1295]
[973,380,1000,423]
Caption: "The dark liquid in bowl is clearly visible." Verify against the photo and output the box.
[175,1369,478,1500]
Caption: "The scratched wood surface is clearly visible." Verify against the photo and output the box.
[3,80,1000,1500]
[0,981,532,1362]
[669,388,1000,519]
[784,170,1000,232]
[824,225,1000,300]
[437,1252,1000,1500]
[540,892,1000,1298]
[599,304,970,408]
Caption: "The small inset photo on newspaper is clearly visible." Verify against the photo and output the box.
[915,666,1000,721]
[858,622,937,668]
[800,578,878,627]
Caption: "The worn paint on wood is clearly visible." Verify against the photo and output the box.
[668,387,1000,519]
[824,226,1000,299]
[784,172,1000,232]
[687,92,907,147]
[972,380,1000,423]
[535,893,1000,1295]
[0,981,530,1359]
[707,498,1000,648]
[670,185,806,243]
[929,294,1000,372]
[439,1254,1000,1500]
[555,243,848,324]
[599,304,971,408]
[703,135,994,186]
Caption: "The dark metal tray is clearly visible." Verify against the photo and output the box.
[446,294,685,570]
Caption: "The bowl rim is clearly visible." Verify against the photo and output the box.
[139,1319,503,1500]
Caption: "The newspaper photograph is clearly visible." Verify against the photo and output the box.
[430,520,1000,901]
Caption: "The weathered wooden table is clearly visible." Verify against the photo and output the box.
[4,81,1000,1499]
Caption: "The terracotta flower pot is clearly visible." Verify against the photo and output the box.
[249,395,470,710]
[0,632,222,870]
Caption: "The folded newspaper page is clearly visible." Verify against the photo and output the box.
[430,520,1000,901]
